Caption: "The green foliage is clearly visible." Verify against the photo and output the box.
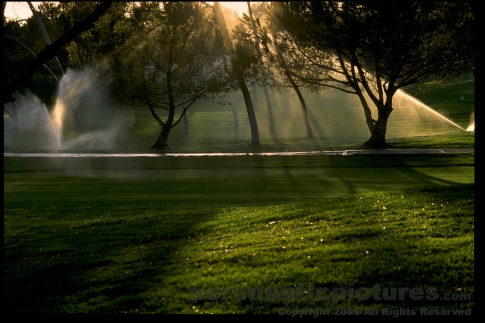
[231,23,260,78]
[273,1,474,90]
[43,2,132,70]
[270,2,474,145]
[112,2,238,147]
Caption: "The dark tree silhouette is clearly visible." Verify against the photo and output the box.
[213,1,260,146]
[272,1,474,147]
[3,1,114,105]
[119,2,233,149]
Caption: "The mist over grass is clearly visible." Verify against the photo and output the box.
[4,91,60,150]
[4,73,474,152]
[4,65,135,153]
[135,84,472,152]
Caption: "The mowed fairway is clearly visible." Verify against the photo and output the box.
[4,154,474,204]
[3,154,474,313]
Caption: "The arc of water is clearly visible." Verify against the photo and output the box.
[397,89,465,131]
[27,2,64,77]
[27,1,82,127]
[4,35,59,82]
[466,112,474,132]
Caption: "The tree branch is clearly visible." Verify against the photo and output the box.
[3,1,114,104]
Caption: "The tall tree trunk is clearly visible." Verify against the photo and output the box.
[151,124,171,149]
[337,52,391,148]
[225,92,240,128]
[151,61,176,149]
[182,102,189,134]
[289,79,313,138]
[355,90,377,141]
[145,62,176,149]
[271,28,313,138]
[27,1,82,127]
[150,105,175,149]
[360,97,393,148]
[261,85,275,134]
[247,2,275,134]
[272,38,314,138]
[214,2,260,145]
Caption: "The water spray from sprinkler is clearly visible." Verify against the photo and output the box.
[466,112,474,132]
[397,89,466,131]
[27,1,82,127]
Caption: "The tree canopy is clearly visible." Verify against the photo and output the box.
[271,1,474,147]
[117,2,234,148]
[3,1,114,105]
[4,1,474,149]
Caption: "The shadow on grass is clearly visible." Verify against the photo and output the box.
[3,156,473,313]
[3,204,218,313]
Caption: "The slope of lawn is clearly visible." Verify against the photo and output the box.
[3,154,474,313]
[3,181,474,313]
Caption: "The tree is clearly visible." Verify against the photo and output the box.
[251,3,317,138]
[118,2,233,149]
[3,1,115,105]
[267,30,315,138]
[244,2,275,134]
[272,1,474,147]
[213,1,260,145]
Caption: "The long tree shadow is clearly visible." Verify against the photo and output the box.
[3,199,220,313]
[3,155,473,313]
[389,155,468,186]
[4,157,274,313]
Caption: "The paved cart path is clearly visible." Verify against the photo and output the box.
[3,148,474,158]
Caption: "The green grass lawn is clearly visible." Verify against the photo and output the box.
[3,154,474,313]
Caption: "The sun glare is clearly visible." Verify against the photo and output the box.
[4,2,260,20]
[210,2,260,16]
[4,2,37,20]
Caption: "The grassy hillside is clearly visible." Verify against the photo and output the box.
[4,155,474,313]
